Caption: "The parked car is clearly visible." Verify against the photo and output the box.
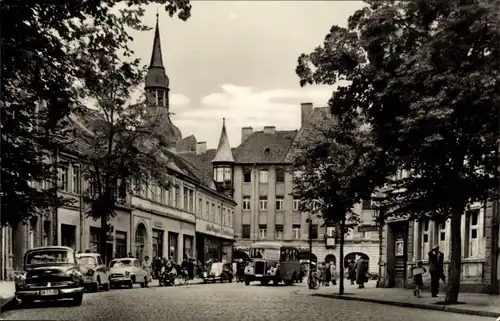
[108,258,147,288]
[76,253,110,292]
[14,246,85,306]
[203,262,233,283]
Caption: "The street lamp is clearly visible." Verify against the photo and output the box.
[306,213,313,289]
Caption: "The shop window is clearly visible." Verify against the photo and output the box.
[242,225,250,239]
[275,168,285,183]
[90,227,101,254]
[115,231,127,259]
[152,229,164,258]
[169,232,179,263]
[61,224,76,249]
[183,235,193,260]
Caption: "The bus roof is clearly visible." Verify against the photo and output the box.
[250,242,298,250]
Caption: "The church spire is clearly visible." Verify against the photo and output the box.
[212,118,235,163]
[149,13,164,70]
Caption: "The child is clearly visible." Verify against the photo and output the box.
[412,261,426,298]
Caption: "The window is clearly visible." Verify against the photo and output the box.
[174,186,180,207]
[188,189,194,212]
[362,231,371,239]
[362,199,372,210]
[158,90,165,106]
[465,209,479,258]
[59,166,69,191]
[275,225,284,239]
[90,227,101,254]
[243,168,252,183]
[214,167,224,182]
[259,196,268,210]
[259,225,267,239]
[420,219,430,259]
[275,168,285,183]
[259,169,268,184]
[183,235,193,259]
[223,167,232,181]
[292,225,301,239]
[242,197,251,210]
[242,225,251,239]
[183,187,188,209]
[198,198,203,215]
[72,165,80,194]
[436,221,447,259]
[222,208,226,226]
[115,231,127,258]
[205,201,210,219]
[275,197,284,211]
[168,232,179,263]
[160,188,166,204]
[326,226,335,238]
[310,224,318,239]
[151,185,160,202]
[293,199,300,211]
[211,203,215,221]
[217,205,221,223]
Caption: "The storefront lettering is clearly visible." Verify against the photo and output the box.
[154,221,163,228]
[206,224,221,235]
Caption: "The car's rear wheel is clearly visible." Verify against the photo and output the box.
[71,294,83,306]
[103,281,110,291]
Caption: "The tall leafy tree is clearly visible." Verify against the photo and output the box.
[291,116,383,294]
[1,0,191,226]
[296,0,499,303]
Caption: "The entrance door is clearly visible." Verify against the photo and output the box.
[391,222,408,287]
[152,229,164,258]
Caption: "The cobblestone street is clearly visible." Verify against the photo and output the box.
[1,282,496,321]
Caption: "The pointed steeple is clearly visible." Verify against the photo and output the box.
[212,118,235,163]
[145,13,169,91]
[150,13,164,69]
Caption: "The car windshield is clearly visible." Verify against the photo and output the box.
[250,248,280,260]
[77,256,96,265]
[25,249,75,266]
[109,259,133,268]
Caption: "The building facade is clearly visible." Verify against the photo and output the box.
[180,103,381,273]
[378,199,499,293]
[0,14,235,280]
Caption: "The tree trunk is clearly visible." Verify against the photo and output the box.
[339,217,345,295]
[445,202,464,304]
[100,210,108,264]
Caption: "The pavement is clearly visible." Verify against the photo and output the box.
[295,279,500,318]
[0,280,497,321]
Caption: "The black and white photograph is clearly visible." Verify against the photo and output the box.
[0,0,499,320]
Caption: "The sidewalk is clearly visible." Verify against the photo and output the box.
[0,281,15,312]
[296,281,500,318]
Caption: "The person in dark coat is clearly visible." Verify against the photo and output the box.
[355,257,368,288]
[428,245,444,297]
[348,260,356,285]
[324,261,331,286]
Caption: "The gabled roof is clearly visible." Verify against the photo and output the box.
[212,118,234,163]
[233,130,298,164]
[176,135,197,153]
[284,107,337,163]
[179,149,217,187]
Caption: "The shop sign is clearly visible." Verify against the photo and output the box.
[357,225,378,233]
[326,238,335,247]
[206,224,221,235]
[153,221,163,228]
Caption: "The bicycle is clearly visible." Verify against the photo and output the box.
[175,268,189,286]
[307,271,321,290]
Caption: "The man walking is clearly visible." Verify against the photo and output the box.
[428,245,444,297]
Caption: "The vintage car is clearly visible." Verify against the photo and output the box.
[202,262,233,283]
[14,246,85,306]
[76,253,110,292]
[108,258,148,288]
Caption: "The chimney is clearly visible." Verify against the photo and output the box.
[196,141,207,155]
[301,102,313,127]
[241,127,253,144]
[263,126,276,134]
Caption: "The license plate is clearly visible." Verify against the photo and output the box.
[255,274,262,277]
[40,289,58,296]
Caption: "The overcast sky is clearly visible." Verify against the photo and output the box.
[127,1,366,149]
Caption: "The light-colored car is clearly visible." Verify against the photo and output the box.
[76,253,110,292]
[108,258,147,289]
[203,262,233,283]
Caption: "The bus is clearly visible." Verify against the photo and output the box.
[243,242,300,286]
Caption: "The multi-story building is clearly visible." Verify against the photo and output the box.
[378,185,499,293]
[0,15,236,280]
[180,103,381,273]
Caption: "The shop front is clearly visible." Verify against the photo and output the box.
[195,218,234,264]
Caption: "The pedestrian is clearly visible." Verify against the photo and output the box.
[348,260,356,285]
[142,256,152,287]
[354,256,368,288]
[155,257,163,279]
[428,245,444,297]
[329,261,337,286]
[324,262,331,286]
[412,260,426,298]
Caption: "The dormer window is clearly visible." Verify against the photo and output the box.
[157,90,165,107]
[214,165,232,183]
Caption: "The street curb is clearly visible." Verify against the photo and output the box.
[311,293,500,318]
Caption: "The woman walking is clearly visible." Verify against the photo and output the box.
[142,256,152,287]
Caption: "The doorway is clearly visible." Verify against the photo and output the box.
[387,222,408,287]
[152,229,164,258]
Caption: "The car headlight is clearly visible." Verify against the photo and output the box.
[87,269,95,276]
[65,269,82,282]
[15,273,26,286]
[125,271,130,276]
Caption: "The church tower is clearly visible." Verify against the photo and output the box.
[145,13,182,150]
[212,118,235,197]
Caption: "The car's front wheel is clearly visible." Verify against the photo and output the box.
[71,294,83,306]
